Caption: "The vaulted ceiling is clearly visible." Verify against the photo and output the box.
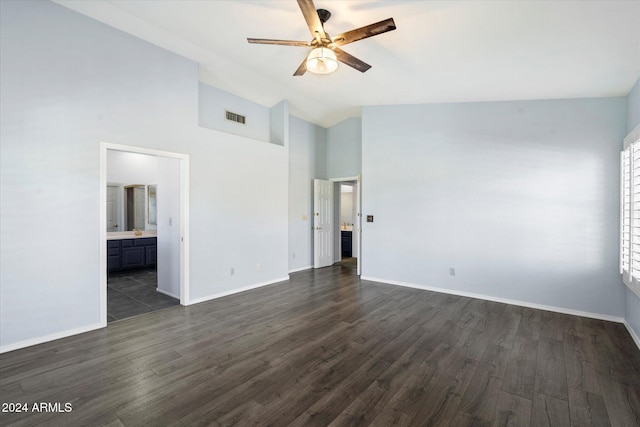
[54,0,640,127]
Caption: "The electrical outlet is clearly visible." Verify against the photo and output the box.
[292,252,296,259]
[256,263,261,271]
[449,268,456,276]
[230,268,234,276]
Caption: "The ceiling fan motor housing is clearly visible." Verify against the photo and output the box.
[317,9,331,24]
[247,0,396,76]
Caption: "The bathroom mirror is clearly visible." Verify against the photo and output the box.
[106,183,155,232]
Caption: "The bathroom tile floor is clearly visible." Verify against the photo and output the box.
[107,268,180,322]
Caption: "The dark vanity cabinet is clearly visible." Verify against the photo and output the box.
[107,238,157,272]
[107,240,122,271]
[341,231,352,257]
[146,242,157,265]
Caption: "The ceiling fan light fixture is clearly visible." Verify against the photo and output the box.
[306,47,338,74]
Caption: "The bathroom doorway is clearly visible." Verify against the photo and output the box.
[99,142,190,326]
[332,176,361,275]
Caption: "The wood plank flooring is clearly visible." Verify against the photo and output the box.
[1,265,639,426]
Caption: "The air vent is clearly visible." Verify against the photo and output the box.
[225,110,246,125]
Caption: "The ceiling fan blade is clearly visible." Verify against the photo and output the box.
[331,18,396,47]
[297,0,326,41]
[247,38,310,47]
[333,48,371,73]
[293,58,307,76]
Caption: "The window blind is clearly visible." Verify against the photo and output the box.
[622,124,640,298]
[621,147,631,274]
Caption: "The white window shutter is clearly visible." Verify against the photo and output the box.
[622,147,631,275]
[622,124,640,298]
[632,143,640,280]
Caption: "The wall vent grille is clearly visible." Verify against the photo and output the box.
[225,110,246,125]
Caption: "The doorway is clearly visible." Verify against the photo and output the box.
[337,181,358,270]
[313,176,362,275]
[333,177,360,274]
[99,142,190,326]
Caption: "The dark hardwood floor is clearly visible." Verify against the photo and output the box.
[1,265,639,426]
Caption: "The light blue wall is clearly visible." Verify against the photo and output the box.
[362,97,627,318]
[0,0,288,350]
[288,117,326,271]
[199,82,270,142]
[269,100,289,147]
[287,115,361,272]
[627,77,640,134]
[314,133,328,181]
[326,117,362,179]
[154,156,182,299]
[626,77,640,343]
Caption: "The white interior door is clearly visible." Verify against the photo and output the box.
[106,185,119,232]
[314,179,334,268]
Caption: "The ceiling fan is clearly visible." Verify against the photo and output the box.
[247,0,396,76]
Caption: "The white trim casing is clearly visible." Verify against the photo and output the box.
[625,124,640,150]
[99,145,108,328]
[180,154,190,305]
[100,142,191,323]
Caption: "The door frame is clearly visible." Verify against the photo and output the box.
[99,142,190,326]
[331,176,362,275]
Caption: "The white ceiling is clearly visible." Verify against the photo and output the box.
[54,0,640,128]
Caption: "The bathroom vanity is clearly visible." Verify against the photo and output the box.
[341,230,352,257]
[107,231,157,272]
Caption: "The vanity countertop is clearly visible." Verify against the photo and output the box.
[107,231,157,240]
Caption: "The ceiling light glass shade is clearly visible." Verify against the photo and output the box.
[306,47,338,75]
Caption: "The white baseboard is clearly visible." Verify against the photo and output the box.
[156,287,180,299]
[5,276,636,354]
[1,277,290,353]
[187,276,290,306]
[289,265,312,274]
[623,321,640,350]
[361,276,625,324]
[0,322,105,354]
